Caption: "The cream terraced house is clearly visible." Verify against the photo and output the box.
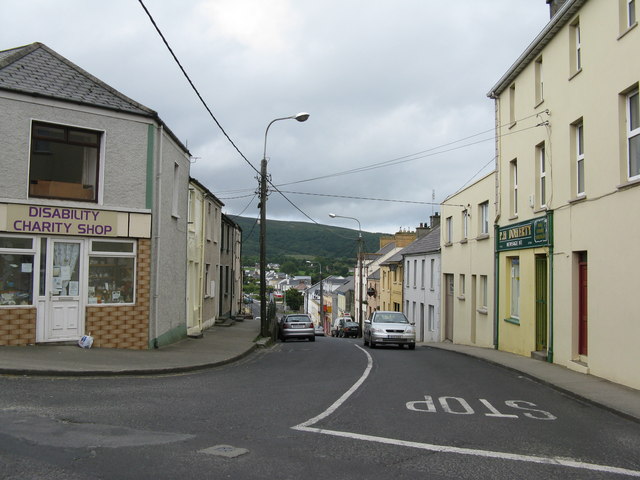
[0,43,191,349]
[441,173,495,348]
[488,0,640,389]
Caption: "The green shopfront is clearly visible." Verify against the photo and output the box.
[495,213,553,360]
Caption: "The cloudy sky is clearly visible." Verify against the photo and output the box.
[2,1,550,234]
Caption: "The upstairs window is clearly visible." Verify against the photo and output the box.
[479,201,489,235]
[510,159,518,217]
[628,89,640,180]
[29,122,100,202]
[576,122,586,195]
[538,143,547,207]
[570,19,582,76]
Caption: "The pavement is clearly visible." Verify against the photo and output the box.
[0,320,638,424]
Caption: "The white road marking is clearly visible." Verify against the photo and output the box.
[292,345,640,478]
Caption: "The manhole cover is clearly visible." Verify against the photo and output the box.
[200,444,249,458]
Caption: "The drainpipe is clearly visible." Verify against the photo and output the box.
[489,91,501,350]
[151,124,164,348]
[548,211,554,363]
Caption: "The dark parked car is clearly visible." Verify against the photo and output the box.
[278,314,315,342]
[339,321,360,338]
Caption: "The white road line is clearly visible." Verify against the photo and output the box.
[292,345,640,478]
[294,344,373,429]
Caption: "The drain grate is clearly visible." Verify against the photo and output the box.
[199,444,249,458]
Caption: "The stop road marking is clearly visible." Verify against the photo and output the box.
[406,396,557,420]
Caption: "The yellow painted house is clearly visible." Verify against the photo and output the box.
[488,0,640,389]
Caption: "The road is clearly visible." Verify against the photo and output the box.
[0,336,639,479]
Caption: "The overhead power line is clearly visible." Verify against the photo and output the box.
[137,0,258,176]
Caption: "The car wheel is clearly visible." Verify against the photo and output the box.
[408,343,415,350]
[370,339,376,348]
[309,335,315,342]
[363,335,369,346]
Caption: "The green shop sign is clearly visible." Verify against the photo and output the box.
[497,216,550,251]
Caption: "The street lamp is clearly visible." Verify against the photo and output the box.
[259,113,309,339]
[306,260,323,331]
[328,213,364,334]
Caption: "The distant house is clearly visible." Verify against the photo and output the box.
[187,178,224,336]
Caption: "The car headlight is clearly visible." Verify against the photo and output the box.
[371,327,385,334]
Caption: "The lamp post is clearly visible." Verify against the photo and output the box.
[306,260,323,331]
[328,213,364,334]
[259,113,309,339]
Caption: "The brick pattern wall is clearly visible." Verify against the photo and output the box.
[0,308,36,346]
[85,238,151,350]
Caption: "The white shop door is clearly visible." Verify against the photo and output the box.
[45,239,84,341]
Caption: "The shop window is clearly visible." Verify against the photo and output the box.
[0,236,35,306]
[29,122,101,202]
[510,257,520,319]
[88,240,136,304]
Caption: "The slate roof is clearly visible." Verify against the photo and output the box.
[335,277,354,293]
[0,42,155,117]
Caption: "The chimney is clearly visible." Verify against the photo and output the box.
[416,222,431,239]
[546,0,568,18]
[430,212,441,229]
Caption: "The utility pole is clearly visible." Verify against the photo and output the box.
[259,156,269,338]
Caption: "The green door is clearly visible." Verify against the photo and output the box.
[535,255,548,351]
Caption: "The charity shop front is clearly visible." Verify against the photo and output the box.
[0,203,152,349]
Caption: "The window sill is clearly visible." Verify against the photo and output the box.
[476,233,490,241]
[568,68,582,81]
[533,206,548,214]
[568,195,587,204]
[444,242,453,247]
[460,238,468,244]
[617,177,640,191]
[618,21,638,40]
[457,295,465,301]
[534,99,545,109]
[508,121,517,130]
[477,307,488,315]
[508,215,519,221]
[504,317,520,326]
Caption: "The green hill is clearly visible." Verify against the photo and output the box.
[229,216,383,262]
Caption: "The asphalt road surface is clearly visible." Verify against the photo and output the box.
[1,336,639,479]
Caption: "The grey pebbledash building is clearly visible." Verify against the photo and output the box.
[0,42,191,349]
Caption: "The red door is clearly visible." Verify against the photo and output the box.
[578,257,588,356]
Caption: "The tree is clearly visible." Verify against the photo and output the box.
[285,287,304,311]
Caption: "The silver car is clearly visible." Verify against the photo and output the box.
[363,311,416,349]
[278,314,315,342]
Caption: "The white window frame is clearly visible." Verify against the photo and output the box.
[0,236,36,307]
[577,122,585,195]
[413,259,417,288]
[462,209,468,240]
[628,89,640,180]
[421,259,425,289]
[428,304,435,332]
[480,201,489,235]
[430,259,435,291]
[510,257,520,319]
[480,275,488,309]
[88,239,137,306]
[539,143,547,207]
[511,160,518,216]
[629,0,636,27]
[446,216,453,244]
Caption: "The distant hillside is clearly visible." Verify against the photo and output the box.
[229,216,383,261]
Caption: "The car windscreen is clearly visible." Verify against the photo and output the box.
[373,313,408,323]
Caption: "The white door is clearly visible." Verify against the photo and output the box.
[45,239,84,341]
